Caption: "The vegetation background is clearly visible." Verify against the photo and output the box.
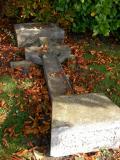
[1,0,120,38]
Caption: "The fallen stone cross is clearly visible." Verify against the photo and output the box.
[12,23,120,157]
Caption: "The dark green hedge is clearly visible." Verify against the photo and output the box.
[1,0,120,37]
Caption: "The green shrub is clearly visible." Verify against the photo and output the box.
[1,0,120,38]
[53,0,120,37]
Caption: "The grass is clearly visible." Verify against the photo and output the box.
[83,39,120,107]
[0,75,33,158]
[84,38,120,57]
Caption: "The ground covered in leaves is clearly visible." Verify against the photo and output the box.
[0,19,120,160]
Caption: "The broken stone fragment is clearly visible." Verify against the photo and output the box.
[10,60,33,68]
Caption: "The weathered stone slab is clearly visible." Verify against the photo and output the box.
[14,23,64,47]
[42,54,72,100]
[51,93,120,157]
[10,60,33,68]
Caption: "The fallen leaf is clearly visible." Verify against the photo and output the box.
[23,127,39,135]
[0,89,3,94]
[74,86,85,93]
[0,100,6,107]
[14,149,28,157]
[11,156,23,160]
[2,137,9,147]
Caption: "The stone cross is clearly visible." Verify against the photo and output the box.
[12,23,120,157]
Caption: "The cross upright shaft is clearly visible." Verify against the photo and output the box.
[42,53,72,101]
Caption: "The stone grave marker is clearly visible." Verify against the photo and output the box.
[13,23,120,158]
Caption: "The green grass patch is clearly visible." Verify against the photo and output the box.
[83,40,120,107]
[0,75,32,158]
[89,64,107,73]
[84,39,120,57]
[94,75,120,106]
[83,53,95,60]
[20,78,33,89]
[0,75,17,93]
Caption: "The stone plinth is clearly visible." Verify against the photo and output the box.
[51,93,120,157]
[14,23,64,47]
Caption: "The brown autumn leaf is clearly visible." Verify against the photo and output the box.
[27,141,34,147]
[2,137,9,147]
[80,65,88,70]
[0,89,3,94]
[90,50,96,55]
[117,80,120,85]
[14,149,28,157]
[24,120,32,125]
[0,100,6,107]
[23,127,39,135]
[11,155,23,160]
[74,86,85,93]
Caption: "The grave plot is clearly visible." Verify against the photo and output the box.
[12,22,120,158]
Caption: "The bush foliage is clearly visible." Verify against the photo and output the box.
[1,0,120,37]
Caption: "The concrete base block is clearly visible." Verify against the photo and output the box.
[51,93,120,157]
